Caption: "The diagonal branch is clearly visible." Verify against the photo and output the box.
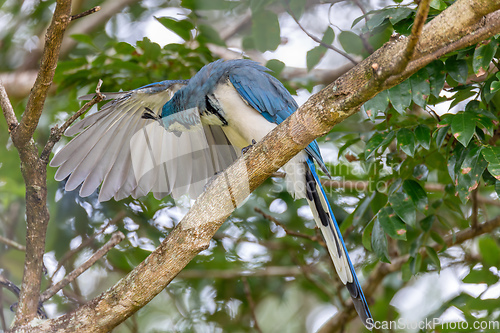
[40,232,125,303]
[12,0,72,327]
[0,235,26,252]
[290,12,359,65]
[40,79,104,163]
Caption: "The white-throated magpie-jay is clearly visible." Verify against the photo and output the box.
[51,59,372,327]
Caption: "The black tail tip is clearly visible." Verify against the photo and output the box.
[347,282,373,330]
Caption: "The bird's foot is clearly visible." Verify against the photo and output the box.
[241,139,257,154]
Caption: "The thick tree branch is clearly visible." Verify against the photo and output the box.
[12,0,72,148]
[12,1,500,331]
[12,0,72,328]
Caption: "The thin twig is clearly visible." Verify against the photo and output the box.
[13,0,72,147]
[178,266,302,279]
[242,277,263,333]
[254,207,322,244]
[289,12,358,65]
[0,80,19,132]
[51,211,126,279]
[40,79,104,163]
[70,6,101,21]
[401,0,431,69]
[0,274,48,319]
[40,231,125,302]
[385,10,500,88]
[290,253,337,301]
[0,235,26,251]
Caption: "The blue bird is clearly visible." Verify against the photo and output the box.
[51,59,372,328]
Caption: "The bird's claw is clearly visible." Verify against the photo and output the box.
[241,139,257,154]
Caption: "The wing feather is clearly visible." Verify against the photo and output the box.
[51,80,235,201]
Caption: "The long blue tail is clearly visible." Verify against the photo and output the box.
[305,158,372,329]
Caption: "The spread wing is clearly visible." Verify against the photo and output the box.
[50,80,238,201]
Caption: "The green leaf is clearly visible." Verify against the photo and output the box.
[388,7,413,25]
[472,40,498,74]
[434,125,449,147]
[155,17,194,41]
[430,0,447,10]
[114,42,135,54]
[365,131,394,159]
[363,90,389,120]
[388,79,411,114]
[378,207,407,240]
[411,253,423,274]
[402,261,412,281]
[306,46,326,71]
[366,11,388,30]
[426,60,446,97]
[420,215,434,232]
[288,0,307,18]
[456,144,487,202]
[413,164,429,181]
[451,111,476,147]
[389,192,416,227]
[449,88,476,109]
[481,146,500,180]
[425,246,441,271]
[372,217,390,263]
[415,125,431,150]
[410,69,430,108]
[252,10,281,52]
[338,137,361,158]
[197,24,225,46]
[430,231,446,251]
[362,219,374,252]
[338,31,365,56]
[70,34,96,47]
[181,0,235,10]
[491,80,500,94]
[478,236,500,268]
[445,56,469,84]
[265,59,285,75]
[306,27,335,70]
[397,128,416,157]
[463,268,499,285]
[403,179,428,212]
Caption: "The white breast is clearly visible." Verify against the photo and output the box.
[213,81,308,199]
[213,82,277,150]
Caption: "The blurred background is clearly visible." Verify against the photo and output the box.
[1,0,500,332]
